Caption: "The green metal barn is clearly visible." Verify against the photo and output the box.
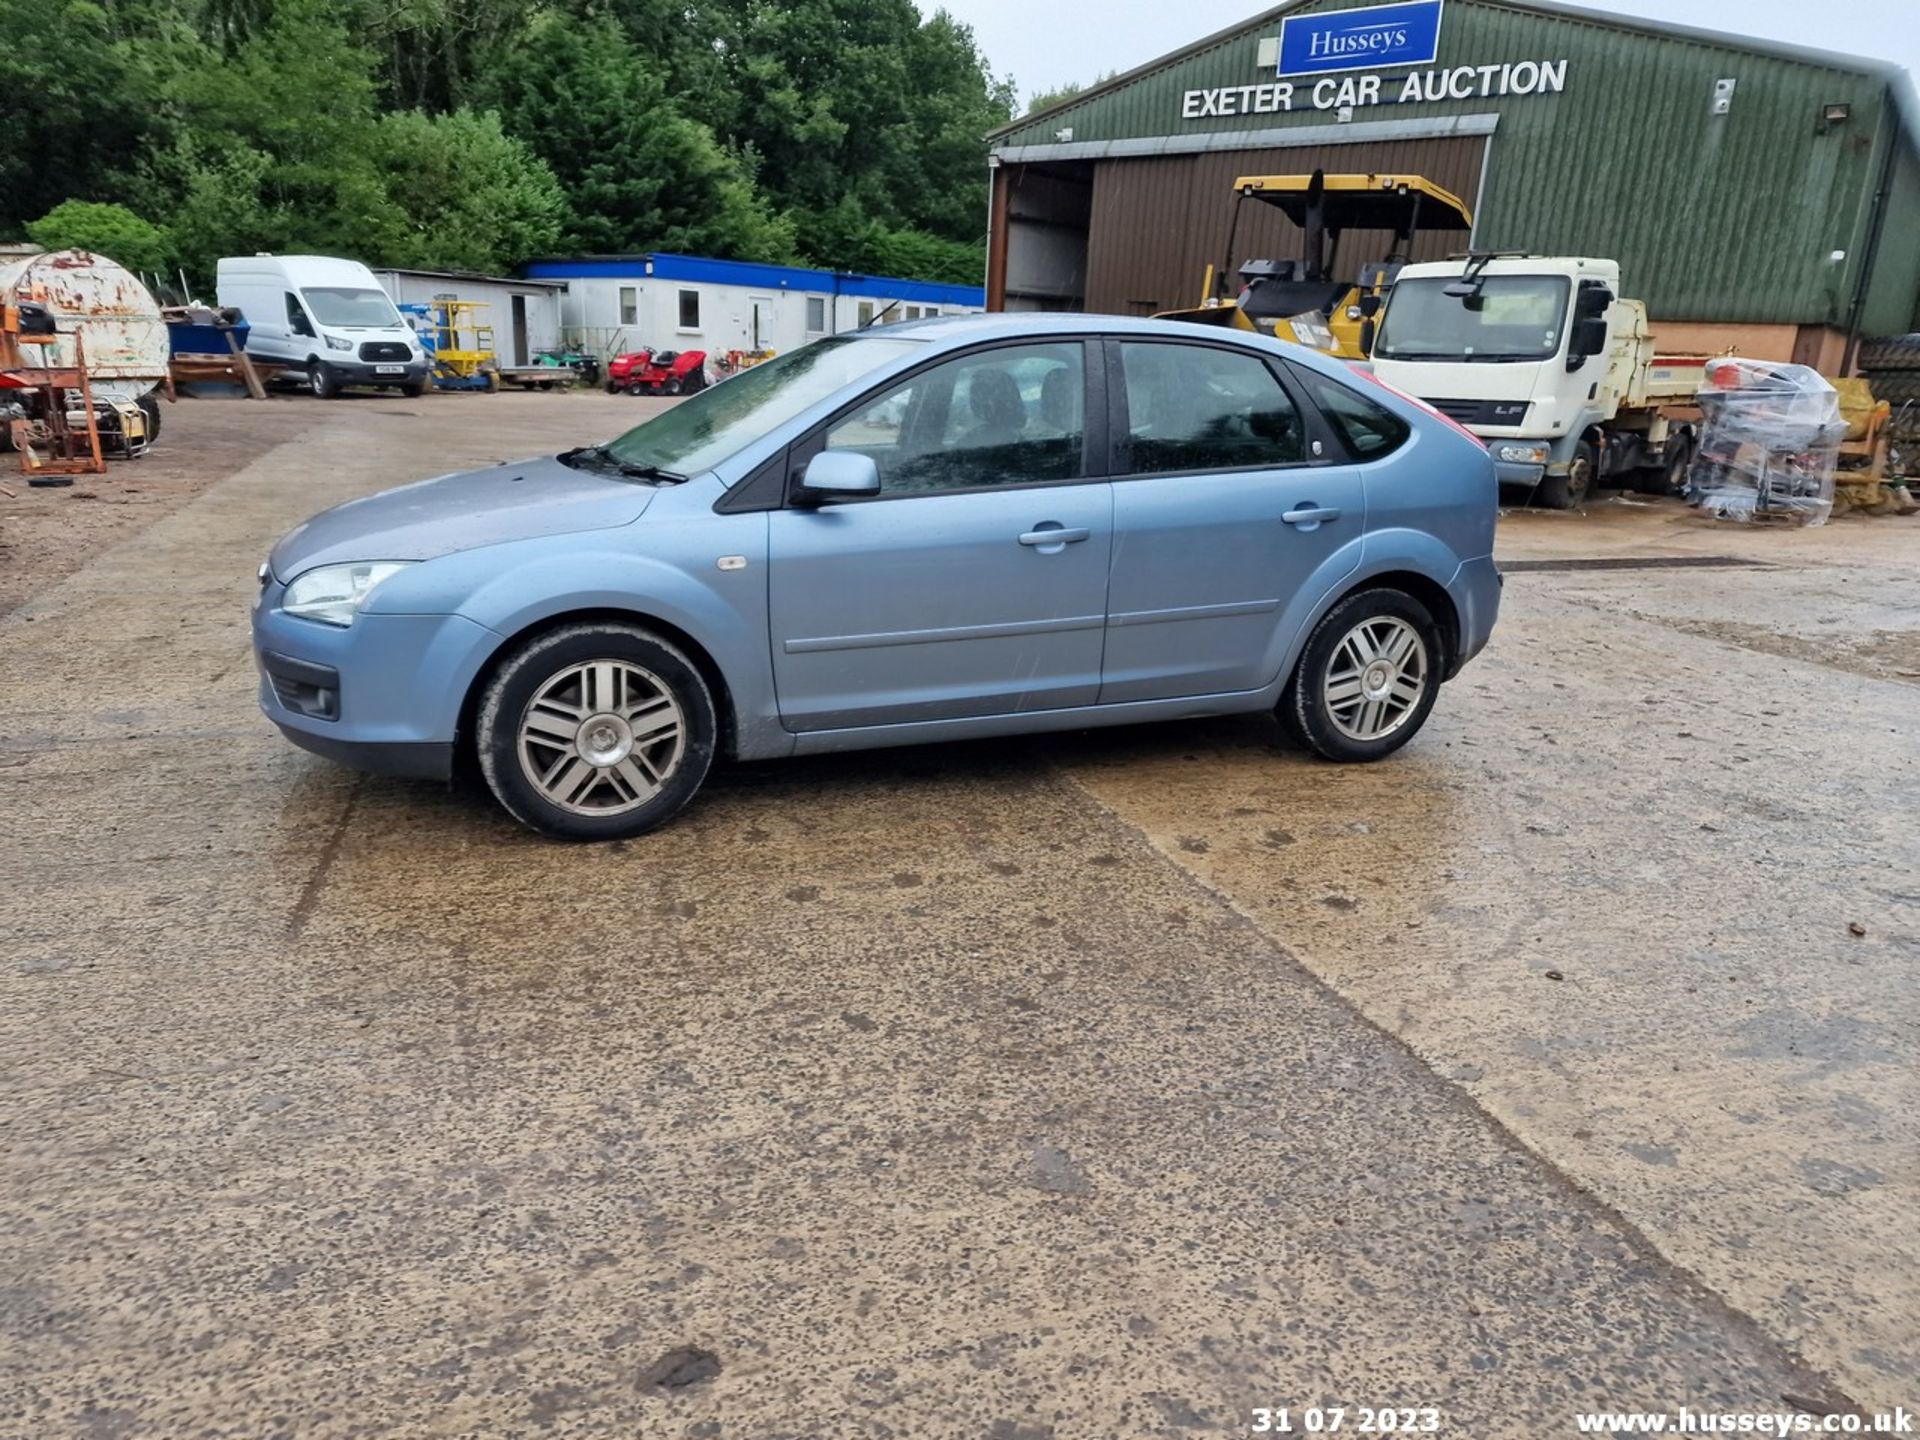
[985,0,1920,367]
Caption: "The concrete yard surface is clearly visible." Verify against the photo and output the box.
[2,395,1914,1438]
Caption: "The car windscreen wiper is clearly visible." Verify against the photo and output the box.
[558,446,685,484]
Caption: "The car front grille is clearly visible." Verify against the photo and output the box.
[359,341,411,362]
[1429,398,1530,426]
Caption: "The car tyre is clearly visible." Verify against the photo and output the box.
[308,360,341,399]
[401,379,426,399]
[476,622,717,841]
[1536,440,1595,509]
[1285,588,1443,763]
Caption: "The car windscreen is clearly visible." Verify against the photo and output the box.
[301,286,405,329]
[1375,276,1571,362]
[605,336,922,478]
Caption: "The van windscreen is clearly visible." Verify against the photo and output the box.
[301,287,403,329]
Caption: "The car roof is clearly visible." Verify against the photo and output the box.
[874,310,1358,383]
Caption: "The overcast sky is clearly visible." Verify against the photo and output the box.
[924,0,1920,110]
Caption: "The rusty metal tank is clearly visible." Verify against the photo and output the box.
[0,249,168,402]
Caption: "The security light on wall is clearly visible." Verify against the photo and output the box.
[1823,102,1851,124]
[1712,77,1736,115]
[1056,126,1074,142]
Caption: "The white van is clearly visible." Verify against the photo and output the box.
[217,255,429,398]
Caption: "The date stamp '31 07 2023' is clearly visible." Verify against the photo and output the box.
[1252,1407,1444,1433]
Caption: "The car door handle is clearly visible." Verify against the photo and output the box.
[1282,505,1343,527]
[1018,525,1091,546]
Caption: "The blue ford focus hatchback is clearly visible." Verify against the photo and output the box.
[253,315,1500,840]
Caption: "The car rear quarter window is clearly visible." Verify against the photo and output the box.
[1301,371,1413,460]
[1118,342,1305,475]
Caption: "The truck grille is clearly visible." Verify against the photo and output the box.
[1429,398,1530,426]
[358,341,411,362]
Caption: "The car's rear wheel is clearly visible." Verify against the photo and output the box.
[1284,588,1442,763]
[476,623,716,840]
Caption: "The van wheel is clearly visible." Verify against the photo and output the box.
[308,361,340,399]
[1537,441,1596,509]
[475,623,717,841]
[1283,588,1442,763]
[400,379,426,399]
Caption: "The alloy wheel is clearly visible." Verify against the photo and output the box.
[1323,617,1429,742]
[515,660,686,815]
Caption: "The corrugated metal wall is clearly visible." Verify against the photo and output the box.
[992,0,1917,328]
[1083,136,1485,314]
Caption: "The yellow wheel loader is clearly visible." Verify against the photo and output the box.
[1158,169,1473,360]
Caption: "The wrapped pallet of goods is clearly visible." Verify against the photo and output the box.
[1689,359,1846,527]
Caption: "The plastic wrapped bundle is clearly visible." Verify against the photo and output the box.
[1689,358,1845,525]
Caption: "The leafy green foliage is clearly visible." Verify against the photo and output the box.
[0,0,166,232]
[371,110,566,272]
[25,201,175,272]
[476,13,796,263]
[0,0,1008,288]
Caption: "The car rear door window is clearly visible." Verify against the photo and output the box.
[824,343,1085,495]
[1299,370,1412,459]
[1118,342,1305,476]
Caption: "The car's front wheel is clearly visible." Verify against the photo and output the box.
[308,361,340,399]
[1283,588,1442,762]
[475,623,717,840]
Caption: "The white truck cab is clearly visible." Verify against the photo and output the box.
[217,255,429,399]
[1370,254,1703,508]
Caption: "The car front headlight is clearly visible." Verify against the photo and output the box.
[281,561,412,627]
[1495,443,1550,464]
[325,334,353,352]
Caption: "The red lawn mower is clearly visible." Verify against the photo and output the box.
[606,348,709,396]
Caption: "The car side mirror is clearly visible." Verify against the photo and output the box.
[1576,286,1615,318]
[1358,318,1377,356]
[796,450,880,503]
[1357,293,1382,318]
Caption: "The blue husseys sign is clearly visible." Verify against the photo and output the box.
[1278,0,1444,76]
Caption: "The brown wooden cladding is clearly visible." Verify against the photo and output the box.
[1083,135,1488,315]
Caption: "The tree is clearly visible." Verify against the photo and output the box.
[0,0,169,235]
[151,0,407,276]
[697,0,1010,245]
[25,201,174,272]
[371,109,565,272]
[478,12,796,262]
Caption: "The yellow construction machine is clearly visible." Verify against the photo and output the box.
[1159,169,1474,359]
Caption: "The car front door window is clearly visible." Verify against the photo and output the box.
[823,343,1085,495]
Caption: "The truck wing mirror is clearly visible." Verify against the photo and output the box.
[1576,286,1615,317]
[1357,293,1382,318]
[1567,316,1610,370]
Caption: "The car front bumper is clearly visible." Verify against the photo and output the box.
[252,587,500,782]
